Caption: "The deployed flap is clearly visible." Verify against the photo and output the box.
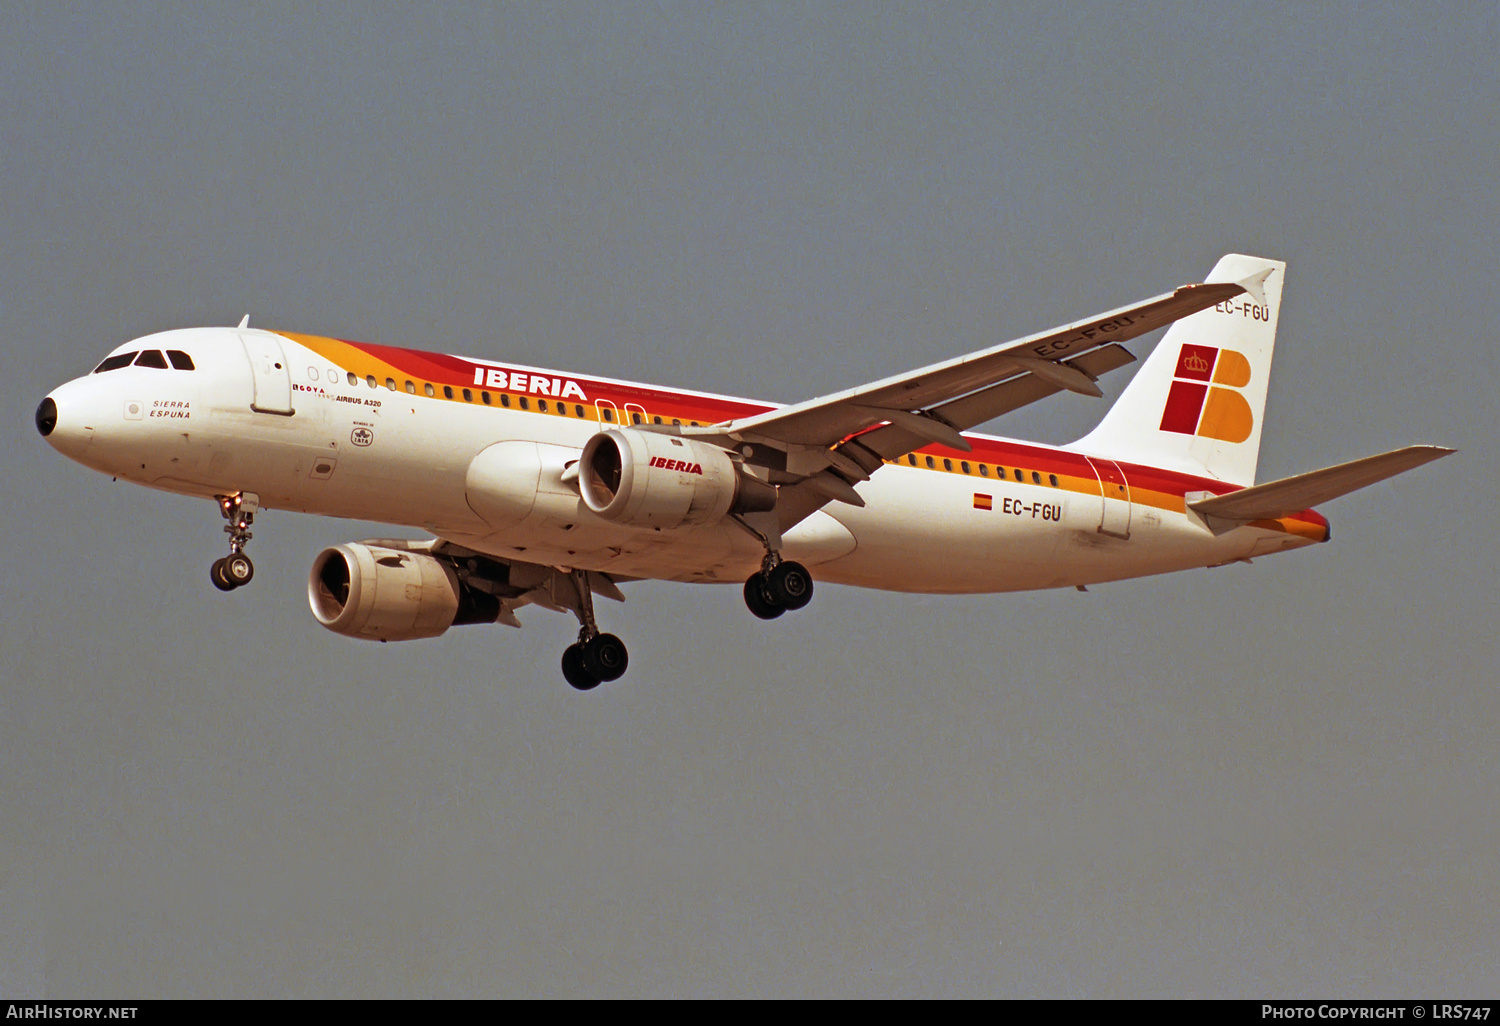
[1189,445,1454,521]
[426,539,634,624]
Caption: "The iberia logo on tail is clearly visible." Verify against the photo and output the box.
[1159,344,1254,443]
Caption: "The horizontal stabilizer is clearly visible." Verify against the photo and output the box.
[1189,445,1454,521]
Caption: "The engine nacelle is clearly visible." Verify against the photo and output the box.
[578,428,776,530]
[308,543,501,642]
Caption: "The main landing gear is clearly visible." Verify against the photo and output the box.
[210,492,259,592]
[743,556,813,620]
[561,569,629,691]
[561,631,629,692]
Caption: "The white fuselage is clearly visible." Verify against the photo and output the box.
[40,326,1325,594]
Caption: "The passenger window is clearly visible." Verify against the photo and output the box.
[405,380,416,395]
[1014,469,1023,481]
[907,454,917,466]
[366,375,377,388]
[925,456,935,469]
[386,378,397,391]
[1032,471,1041,484]
[631,412,643,425]
[979,464,989,477]
[500,394,510,407]
[519,396,530,410]
[482,391,492,405]
[653,416,663,425]
[961,461,971,474]
[442,385,453,399]
[134,350,168,369]
[166,350,196,370]
[94,352,138,373]
[462,388,473,402]
[943,458,953,472]
[557,402,567,416]
[602,408,614,422]
[348,371,359,386]
[575,405,585,417]
[538,399,548,413]
[424,383,435,397]
[1049,474,1058,487]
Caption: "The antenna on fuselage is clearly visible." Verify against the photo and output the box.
[237,315,249,329]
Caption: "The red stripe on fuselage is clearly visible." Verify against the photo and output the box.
[331,338,775,423]
[304,336,1322,525]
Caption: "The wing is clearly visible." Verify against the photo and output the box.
[682,261,1272,527]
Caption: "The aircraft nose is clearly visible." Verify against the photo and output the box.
[35,396,57,437]
[37,385,98,459]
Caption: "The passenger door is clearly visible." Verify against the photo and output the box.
[239,331,294,415]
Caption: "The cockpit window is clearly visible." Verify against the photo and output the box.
[134,350,169,369]
[94,352,138,373]
[166,350,195,370]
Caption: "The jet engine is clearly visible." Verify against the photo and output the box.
[578,428,776,530]
[308,543,502,641]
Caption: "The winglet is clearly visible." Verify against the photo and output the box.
[1235,267,1275,306]
[237,314,250,329]
[1200,255,1276,306]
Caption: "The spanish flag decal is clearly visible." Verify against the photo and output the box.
[974,493,993,510]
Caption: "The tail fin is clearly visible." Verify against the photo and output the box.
[1070,254,1285,486]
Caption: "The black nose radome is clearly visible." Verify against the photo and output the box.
[35,397,56,437]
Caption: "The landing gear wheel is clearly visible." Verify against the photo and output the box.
[210,558,236,592]
[212,493,260,592]
[562,643,600,691]
[768,561,813,610]
[744,575,785,620]
[224,553,254,587]
[582,633,629,682]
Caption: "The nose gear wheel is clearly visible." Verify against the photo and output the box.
[210,492,259,592]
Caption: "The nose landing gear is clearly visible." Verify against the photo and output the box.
[210,492,259,592]
[211,552,255,591]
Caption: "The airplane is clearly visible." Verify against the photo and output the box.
[36,254,1451,690]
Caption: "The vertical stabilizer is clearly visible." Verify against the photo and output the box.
[1069,254,1285,486]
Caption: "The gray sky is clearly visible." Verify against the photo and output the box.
[3,2,1495,997]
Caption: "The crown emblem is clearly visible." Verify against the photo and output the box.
[1183,353,1211,374]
